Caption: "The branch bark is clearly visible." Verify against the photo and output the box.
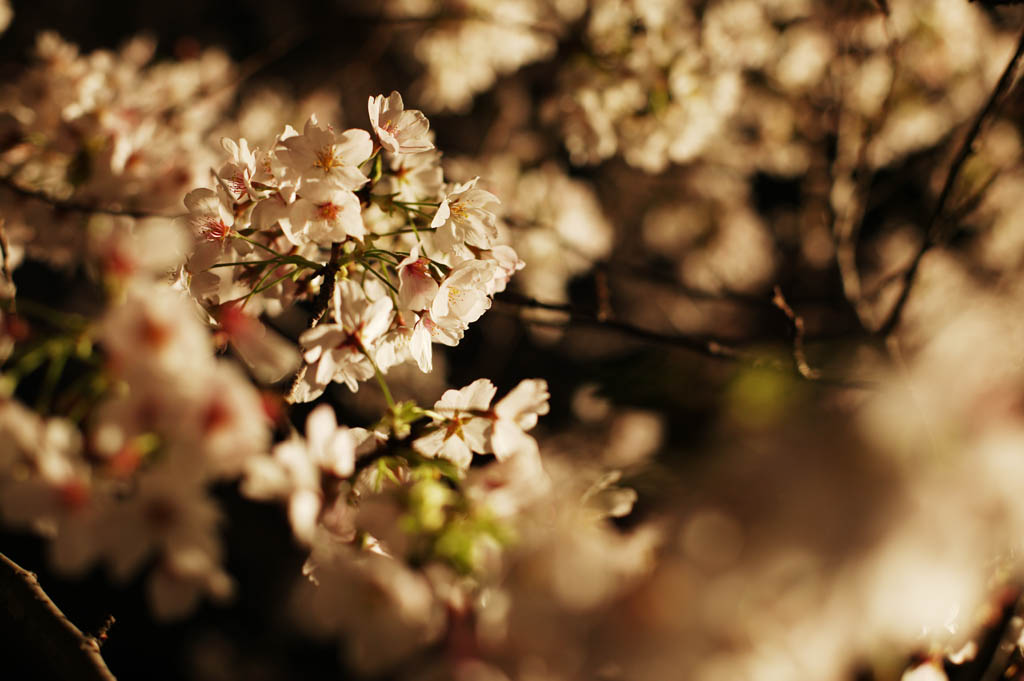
[0,552,116,681]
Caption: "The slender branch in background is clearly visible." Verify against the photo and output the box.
[0,176,183,220]
[0,552,117,681]
[876,23,1024,339]
[495,291,875,389]
[285,242,343,404]
[0,217,11,284]
[830,4,898,332]
[771,285,822,380]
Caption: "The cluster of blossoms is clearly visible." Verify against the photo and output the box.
[446,155,614,307]
[388,0,1012,177]
[183,91,523,400]
[383,0,586,113]
[0,68,658,678]
[0,32,234,267]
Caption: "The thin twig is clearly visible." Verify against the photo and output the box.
[831,5,898,331]
[0,552,117,681]
[496,291,874,389]
[876,24,1024,338]
[771,285,822,380]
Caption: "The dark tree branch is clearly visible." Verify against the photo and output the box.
[495,291,875,389]
[285,242,343,404]
[0,175,183,220]
[0,552,117,681]
[876,23,1024,338]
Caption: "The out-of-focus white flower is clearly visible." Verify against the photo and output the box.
[901,661,949,681]
[490,379,549,460]
[89,216,192,282]
[176,362,271,477]
[0,0,11,35]
[99,284,213,380]
[243,404,355,544]
[214,302,301,384]
[147,547,234,621]
[297,543,446,674]
[368,91,434,154]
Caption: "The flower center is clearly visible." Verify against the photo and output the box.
[314,145,342,173]
[317,202,341,222]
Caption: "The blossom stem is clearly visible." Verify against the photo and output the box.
[393,200,441,207]
[231,234,287,257]
[373,226,437,238]
[358,259,400,295]
[207,258,282,269]
[365,350,395,411]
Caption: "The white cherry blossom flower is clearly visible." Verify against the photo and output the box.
[214,302,301,384]
[413,379,496,469]
[184,186,234,242]
[242,404,355,544]
[99,284,214,380]
[147,547,234,621]
[376,315,433,374]
[176,362,271,477]
[430,259,496,333]
[277,116,372,190]
[431,177,501,251]
[479,244,525,295]
[281,179,366,246]
[397,243,439,312]
[490,379,550,460]
[379,148,443,202]
[295,279,394,401]
[101,465,222,585]
[217,136,264,202]
[368,91,435,154]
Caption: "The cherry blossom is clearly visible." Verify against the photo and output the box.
[368,91,435,155]
[277,115,372,190]
[413,378,497,470]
